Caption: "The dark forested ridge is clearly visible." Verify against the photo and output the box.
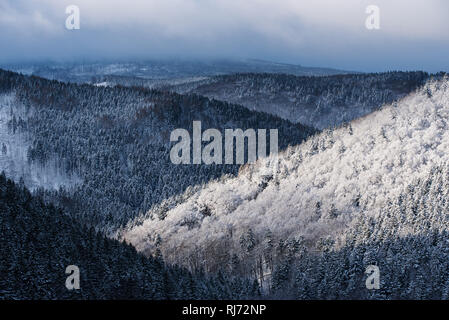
[170,71,432,129]
[0,69,316,232]
[0,174,259,299]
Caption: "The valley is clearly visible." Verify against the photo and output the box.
[1,65,448,299]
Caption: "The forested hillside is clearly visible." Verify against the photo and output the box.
[170,72,430,129]
[0,69,315,232]
[124,76,449,298]
[0,174,259,299]
[2,67,448,299]
[276,164,449,299]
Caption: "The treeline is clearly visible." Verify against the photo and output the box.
[273,164,449,299]
[0,173,259,299]
[176,71,434,128]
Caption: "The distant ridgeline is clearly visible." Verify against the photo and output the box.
[0,69,315,232]
[0,174,259,299]
[171,71,432,129]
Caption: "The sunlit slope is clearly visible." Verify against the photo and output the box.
[124,77,449,269]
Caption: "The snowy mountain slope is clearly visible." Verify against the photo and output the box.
[123,76,449,273]
[0,175,257,299]
[169,72,429,129]
[284,164,449,299]
[0,69,315,231]
[0,94,80,191]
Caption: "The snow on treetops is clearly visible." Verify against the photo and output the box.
[123,76,449,271]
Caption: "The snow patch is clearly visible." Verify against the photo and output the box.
[0,94,81,191]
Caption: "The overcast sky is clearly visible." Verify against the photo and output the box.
[1,0,448,72]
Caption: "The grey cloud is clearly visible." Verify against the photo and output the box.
[0,0,448,72]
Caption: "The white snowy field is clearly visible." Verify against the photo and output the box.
[123,77,449,268]
[0,94,81,191]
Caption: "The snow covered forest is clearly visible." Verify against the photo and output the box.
[1,66,449,299]
[0,175,258,299]
[124,74,449,298]
[0,69,314,231]
[169,72,430,129]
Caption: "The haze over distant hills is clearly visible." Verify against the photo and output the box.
[1,59,352,84]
